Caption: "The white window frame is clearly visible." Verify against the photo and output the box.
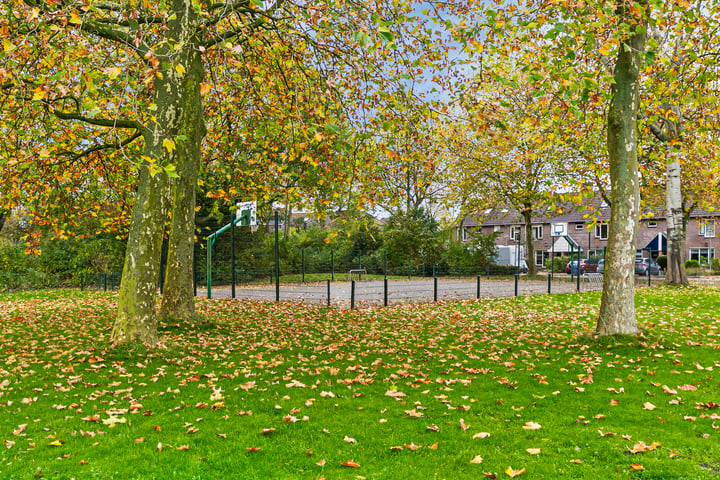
[689,248,715,266]
[461,227,468,242]
[493,226,501,233]
[594,223,608,240]
[510,226,521,242]
[699,219,716,238]
[647,220,657,228]
[575,223,584,230]
[532,224,543,240]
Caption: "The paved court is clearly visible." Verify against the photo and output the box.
[197,276,600,307]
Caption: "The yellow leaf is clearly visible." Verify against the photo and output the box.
[630,464,644,471]
[200,83,211,95]
[106,66,122,79]
[162,139,176,152]
[32,87,46,101]
[69,11,82,25]
[175,64,186,76]
[49,440,63,446]
[505,466,526,477]
[470,455,483,464]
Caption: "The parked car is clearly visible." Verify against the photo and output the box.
[597,258,605,273]
[635,257,661,276]
[565,259,598,274]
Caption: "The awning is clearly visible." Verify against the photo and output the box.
[644,232,667,251]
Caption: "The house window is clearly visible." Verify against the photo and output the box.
[532,225,543,240]
[493,226,501,233]
[689,248,715,266]
[535,251,549,266]
[699,219,716,238]
[461,227,468,242]
[647,220,657,228]
[510,226,521,242]
[575,223,584,230]
[595,223,608,240]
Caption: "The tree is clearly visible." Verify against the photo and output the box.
[1,1,456,345]
[446,67,568,276]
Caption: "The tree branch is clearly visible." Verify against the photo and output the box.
[57,131,143,163]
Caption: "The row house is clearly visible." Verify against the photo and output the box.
[458,198,719,268]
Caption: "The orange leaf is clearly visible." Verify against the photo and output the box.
[341,459,360,468]
[630,464,644,471]
[247,446,261,452]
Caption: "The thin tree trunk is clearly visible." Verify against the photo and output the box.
[596,8,647,336]
[665,154,688,285]
[523,207,537,275]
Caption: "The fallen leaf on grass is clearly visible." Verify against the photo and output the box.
[482,473,497,479]
[316,459,326,466]
[48,440,63,446]
[341,459,360,468]
[460,418,470,431]
[474,432,491,439]
[176,445,189,451]
[404,443,421,451]
[343,436,356,444]
[428,442,438,450]
[630,464,644,471]
[526,448,541,455]
[261,428,275,435]
[247,447,261,452]
[522,422,541,430]
[628,441,661,454]
[505,466,526,477]
[569,459,582,464]
[643,402,656,411]
[669,450,680,458]
[405,409,423,418]
[427,424,440,432]
[470,455,483,464]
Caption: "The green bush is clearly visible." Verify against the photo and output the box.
[656,255,667,271]
[712,258,720,274]
[545,256,570,273]
[0,242,47,291]
[685,259,700,268]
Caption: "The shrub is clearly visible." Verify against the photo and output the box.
[545,256,569,273]
[712,258,720,274]
[656,255,667,271]
[685,259,700,268]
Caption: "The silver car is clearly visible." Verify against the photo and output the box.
[597,259,605,273]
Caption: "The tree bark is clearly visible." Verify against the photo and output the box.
[596,10,647,336]
[159,29,207,322]
[113,0,201,343]
[522,206,537,275]
[665,153,688,285]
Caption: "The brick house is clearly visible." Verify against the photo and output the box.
[457,198,719,268]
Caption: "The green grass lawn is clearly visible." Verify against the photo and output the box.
[1,286,719,479]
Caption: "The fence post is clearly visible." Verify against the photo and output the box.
[80,272,84,292]
[384,278,388,307]
[432,265,436,278]
[302,248,305,283]
[97,272,101,291]
[103,273,107,292]
[193,247,197,297]
[487,265,490,279]
[384,250,387,279]
[408,265,411,280]
[514,274,519,297]
[577,263,580,292]
[434,276,438,302]
[327,280,331,307]
[476,275,480,299]
[648,270,651,287]
[547,273,552,294]
[275,211,280,302]
[351,280,356,309]
[231,213,236,299]
[331,249,334,281]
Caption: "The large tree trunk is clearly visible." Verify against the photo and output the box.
[522,207,537,275]
[665,154,688,285]
[113,167,169,345]
[159,36,206,322]
[596,9,647,336]
[113,1,200,344]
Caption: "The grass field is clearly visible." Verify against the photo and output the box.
[1,286,719,479]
